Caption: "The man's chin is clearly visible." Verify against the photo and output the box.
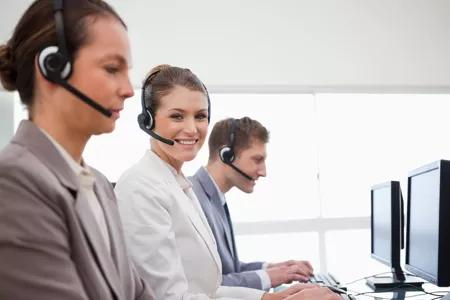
[241,185,254,194]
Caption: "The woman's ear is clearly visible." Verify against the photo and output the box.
[34,54,57,92]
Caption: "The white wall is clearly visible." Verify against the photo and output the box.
[0,91,14,150]
[112,0,450,90]
[1,0,450,91]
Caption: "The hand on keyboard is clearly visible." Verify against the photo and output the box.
[284,286,345,300]
[267,265,311,287]
[268,260,314,277]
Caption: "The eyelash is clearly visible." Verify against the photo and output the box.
[105,66,119,74]
[170,114,208,120]
[254,157,264,163]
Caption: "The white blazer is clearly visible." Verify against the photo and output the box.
[115,150,265,300]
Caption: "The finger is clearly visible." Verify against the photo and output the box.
[292,261,313,275]
[307,287,334,297]
[291,283,320,292]
[320,288,341,300]
[282,284,310,295]
[290,274,310,282]
[299,266,310,276]
[302,261,314,273]
[285,260,295,266]
[290,265,310,276]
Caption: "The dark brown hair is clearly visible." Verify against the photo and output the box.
[0,0,126,110]
[142,64,207,114]
[208,116,270,161]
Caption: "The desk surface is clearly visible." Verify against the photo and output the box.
[341,276,448,300]
[277,274,449,299]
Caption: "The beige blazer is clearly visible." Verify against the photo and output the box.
[0,120,154,300]
[115,150,265,300]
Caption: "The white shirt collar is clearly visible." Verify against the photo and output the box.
[204,167,226,206]
[38,127,91,177]
[151,150,192,191]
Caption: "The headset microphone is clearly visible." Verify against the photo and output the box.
[37,0,112,118]
[219,119,254,181]
[226,161,253,181]
[137,113,175,146]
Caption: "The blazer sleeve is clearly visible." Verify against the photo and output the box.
[115,171,242,300]
[239,261,265,272]
[222,271,263,290]
[0,165,88,300]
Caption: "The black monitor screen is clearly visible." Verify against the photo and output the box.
[372,186,392,264]
[408,169,440,278]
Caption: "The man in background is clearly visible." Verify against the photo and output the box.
[190,117,314,291]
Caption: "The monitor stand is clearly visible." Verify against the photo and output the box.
[365,266,424,291]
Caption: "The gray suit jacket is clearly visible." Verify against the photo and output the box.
[189,167,266,290]
[0,120,154,300]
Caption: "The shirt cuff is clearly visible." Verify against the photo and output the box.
[262,262,269,270]
[255,269,272,291]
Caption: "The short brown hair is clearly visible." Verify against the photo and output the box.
[0,0,125,110]
[142,64,208,115]
[208,117,270,161]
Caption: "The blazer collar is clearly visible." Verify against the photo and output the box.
[12,120,79,191]
[194,167,236,258]
[195,166,221,202]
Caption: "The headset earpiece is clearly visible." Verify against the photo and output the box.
[220,146,235,163]
[38,45,72,82]
[137,109,155,131]
[219,119,237,163]
[218,119,254,181]
[145,109,155,129]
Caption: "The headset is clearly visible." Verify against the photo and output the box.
[137,69,211,146]
[37,0,112,117]
[219,118,253,181]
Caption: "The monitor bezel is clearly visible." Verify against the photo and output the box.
[370,180,402,269]
[405,159,450,287]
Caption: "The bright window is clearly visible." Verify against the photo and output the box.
[85,93,320,222]
[325,229,387,283]
[192,94,320,222]
[235,232,320,270]
[315,93,450,218]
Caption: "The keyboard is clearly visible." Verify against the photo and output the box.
[306,273,356,299]
[306,272,347,291]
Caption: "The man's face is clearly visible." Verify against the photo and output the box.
[229,140,267,193]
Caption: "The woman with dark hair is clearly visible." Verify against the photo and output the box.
[0,1,153,299]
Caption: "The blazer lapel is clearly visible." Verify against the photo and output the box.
[74,187,123,300]
[93,183,123,273]
[146,151,222,269]
[173,183,222,269]
[196,167,235,259]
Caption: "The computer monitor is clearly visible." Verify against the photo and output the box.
[405,160,450,287]
[366,181,424,290]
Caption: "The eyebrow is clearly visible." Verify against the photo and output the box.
[101,54,131,68]
[168,108,208,113]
